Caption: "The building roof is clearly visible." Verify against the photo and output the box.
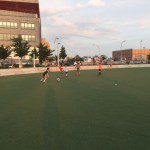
[0,0,39,3]
[0,0,40,17]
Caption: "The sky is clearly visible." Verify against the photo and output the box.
[39,0,150,57]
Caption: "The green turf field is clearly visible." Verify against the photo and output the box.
[0,68,150,150]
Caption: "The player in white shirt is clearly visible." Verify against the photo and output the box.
[65,66,69,78]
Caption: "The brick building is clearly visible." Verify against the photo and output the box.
[0,0,41,47]
[113,49,150,62]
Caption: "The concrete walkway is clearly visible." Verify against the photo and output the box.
[0,64,150,77]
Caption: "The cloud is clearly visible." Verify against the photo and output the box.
[40,0,150,56]
[111,0,149,7]
[77,0,106,8]
[41,15,119,41]
[40,0,106,16]
[40,6,72,16]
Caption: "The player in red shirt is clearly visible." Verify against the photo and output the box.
[98,62,102,76]
[59,66,63,73]
[56,66,63,82]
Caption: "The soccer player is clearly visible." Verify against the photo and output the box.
[98,62,102,75]
[41,67,51,83]
[64,66,69,78]
[59,65,63,73]
[76,62,81,76]
[109,62,113,69]
[56,65,64,82]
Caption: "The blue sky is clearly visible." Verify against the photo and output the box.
[39,0,150,57]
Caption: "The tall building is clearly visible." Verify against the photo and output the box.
[113,49,150,62]
[0,0,41,47]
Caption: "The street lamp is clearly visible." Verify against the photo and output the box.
[93,44,101,57]
[55,37,60,67]
[140,40,143,50]
[120,40,126,61]
[120,40,126,50]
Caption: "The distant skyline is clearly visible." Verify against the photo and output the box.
[39,0,150,57]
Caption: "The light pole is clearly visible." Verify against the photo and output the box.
[120,40,126,61]
[140,40,143,50]
[120,40,126,50]
[93,44,101,57]
[33,53,35,68]
[55,37,60,67]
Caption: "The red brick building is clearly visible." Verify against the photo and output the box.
[113,49,150,61]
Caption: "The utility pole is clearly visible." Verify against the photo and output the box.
[55,37,59,67]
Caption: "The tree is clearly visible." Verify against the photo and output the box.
[75,55,81,62]
[30,47,39,59]
[66,57,75,66]
[0,45,11,60]
[59,45,67,60]
[74,55,83,62]
[29,47,39,68]
[38,42,51,65]
[12,35,30,68]
[0,45,11,68]
[147,55,150,64]
[101,55,107,61]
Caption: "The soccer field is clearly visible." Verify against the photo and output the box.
[0,68,150,150]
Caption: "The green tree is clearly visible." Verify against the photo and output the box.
[147,55,150,63]
[38,43,51,65]
[75,55,83,62]
[59,45,67,60]
[47,49,55,63]
[101,55,107,60]
[0,45,11,60]
[75,55,81,61]
[66,57,75,66]
[12,35,30,68]
[29,47,39,68]
[0,45,11,68]
[30,47,39,59]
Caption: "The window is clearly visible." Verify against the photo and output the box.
[0,34,18,40]
[11,35,15,40]
[15,35,18,38]
[3,22,7,27]
[21,23,25,29]
[0,22,2,27]
[0,34,35,41]
[0,21,18,28]
[11,22,18,28]
[14,23,17,28]
[31,24,35,29]
[21,35,36,42]
[21,23,35,30]
[32,36,35,41]
[0,34,3,40]
[7,22,11,28]
[29,35,32,41]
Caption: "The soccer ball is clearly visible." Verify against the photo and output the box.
[57,77,60,82]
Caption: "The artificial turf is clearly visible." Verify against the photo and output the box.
[0,68,150,150]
